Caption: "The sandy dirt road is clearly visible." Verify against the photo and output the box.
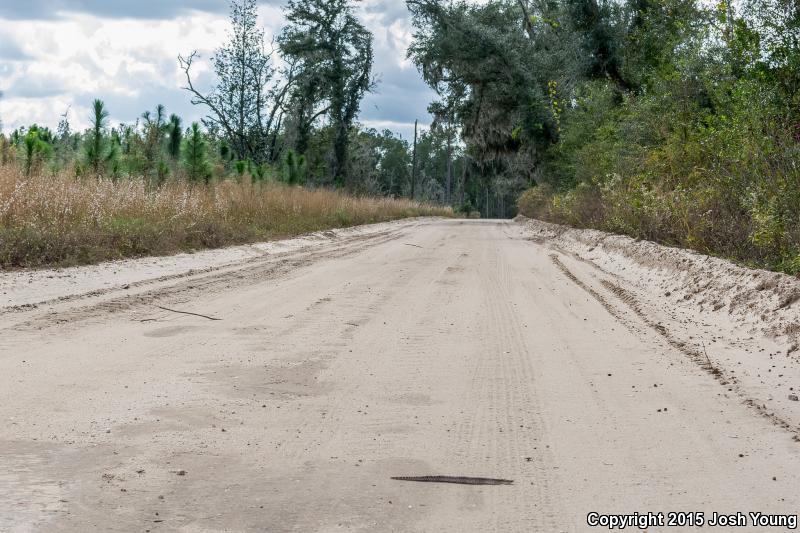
[2,219,799,532]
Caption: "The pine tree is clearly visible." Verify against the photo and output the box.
[167,114,183,159]
[22,127,51,176]
[281,149,306,185]
[84,99,113,176]
[182,123,211,183]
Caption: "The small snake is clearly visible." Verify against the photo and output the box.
[391,476,513,486]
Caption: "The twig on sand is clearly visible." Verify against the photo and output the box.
[701,341,721,375]
[156,305,222,321]
[403,243,423,248]
[701,341,712,367]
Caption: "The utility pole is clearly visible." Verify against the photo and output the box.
[459,153,467,207]
[411,119,418,200]
[445,117,452,205]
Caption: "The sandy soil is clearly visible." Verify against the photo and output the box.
[0,219,419,310]
[2,218,799,532]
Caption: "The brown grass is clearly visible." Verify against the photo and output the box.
[0,165,452,268]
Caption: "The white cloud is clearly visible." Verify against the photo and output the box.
[0,1,434,137]
[0,96,90,133]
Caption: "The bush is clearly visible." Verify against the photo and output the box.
[517,183,554,219]
[521,76,800,273]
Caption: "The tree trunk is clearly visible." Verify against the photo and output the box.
[411,119,418,200]
[516,0,536,40]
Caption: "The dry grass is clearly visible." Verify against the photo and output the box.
[0,165,452,268]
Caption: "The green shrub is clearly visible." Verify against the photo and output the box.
[517,184,554,219]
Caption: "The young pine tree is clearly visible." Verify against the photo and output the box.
[84,99,115,177]
[235,160,251,178]
[21,128,52,176]
[167,114,183,160]
[281,149,306,185]
[182,123,212,183]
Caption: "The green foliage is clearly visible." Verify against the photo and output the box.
[167,114,183,159]
[235,160,248,177]
[454,199,476,215]
[251,163,272,182]
[140,104,170,185]
[407,0,558,214]
[219,140,232,161]
[20,126,53,176]
[84,99,115,176]
[280,0,374,187]
[408,0,800,270]
[521,70,800,271]
[517,184,554,217]
[347,128,413,196]
[182,123,212,183]
[281,149,307,185]
[179,0,285,165]
[156,160,170,185]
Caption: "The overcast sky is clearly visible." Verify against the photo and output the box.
[0,0,436,141]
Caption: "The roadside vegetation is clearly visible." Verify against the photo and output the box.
[407,0,800,273]
[0,164,449,268]
[0,0,456,268]
[4,0,798,271]
[1,0,474,212]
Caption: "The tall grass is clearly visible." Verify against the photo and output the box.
[0,165,451,268]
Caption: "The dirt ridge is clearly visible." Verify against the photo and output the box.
[522,216,800,437]
[520,216,800,352]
